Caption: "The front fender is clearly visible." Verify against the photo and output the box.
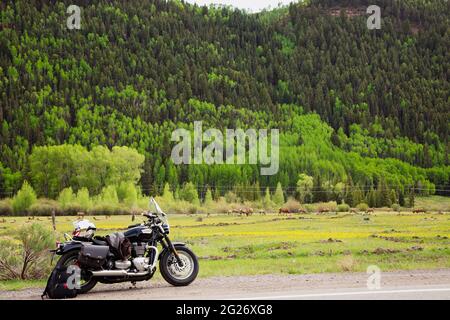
[159,242,186,260]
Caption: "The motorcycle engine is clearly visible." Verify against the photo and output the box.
[115,260,131,270]
[133,257,150,272]
[132,243,147,256]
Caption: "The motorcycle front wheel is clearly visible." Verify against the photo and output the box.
[159,246,199,286]
[56,251,98,294]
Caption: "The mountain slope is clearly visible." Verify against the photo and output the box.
[0,0,448,198]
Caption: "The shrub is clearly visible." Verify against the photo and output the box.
[137,195,151,210]
[123,184,138,208]
[316,201,337,213]
[0,239,21,280]
[180,182,200,205]
[76,188,92,211]
[188,205,198,215]
[207,197,230,214]
[117,181,138,208]
[66,204,86,215]
[0,199,13,216]
[283,198,302,212]
[88,203,128,216]
[101,185,119,205]
[357,203,369,212]
[12,181,37,214]
[196,207,207,215]
[0,223,55,280]
[337,255,357,272]
[58,187,75,210]
[337,203,350,212]
[391,203,401,212]
[224,191,238,204]
[28,199,61,216]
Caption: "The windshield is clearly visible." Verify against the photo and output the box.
[150,197,169,225]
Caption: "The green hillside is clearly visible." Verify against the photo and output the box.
[0,0,448,204]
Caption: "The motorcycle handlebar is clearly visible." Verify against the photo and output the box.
[141,212,162,224]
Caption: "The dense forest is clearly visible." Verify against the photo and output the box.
[0,0,449,205]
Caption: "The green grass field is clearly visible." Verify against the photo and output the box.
[1,205,450,290]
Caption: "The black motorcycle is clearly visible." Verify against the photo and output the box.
[51,198,199,294]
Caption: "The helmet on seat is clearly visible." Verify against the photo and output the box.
[72,219,96,239]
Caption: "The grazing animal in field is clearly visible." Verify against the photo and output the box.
[279,208,290,215]
[296,209,307,214]
[413,208,426,214]
[238,208,253,217]
[366,208,374,214]
[350,208,357,213]
[258,209,266,215]
[317,208,330,214]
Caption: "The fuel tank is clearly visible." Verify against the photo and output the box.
[124,226,152,243]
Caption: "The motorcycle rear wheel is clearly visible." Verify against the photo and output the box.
[56,251,98,294]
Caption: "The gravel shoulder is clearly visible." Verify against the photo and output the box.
[0,269,450,300]
[2,269,450,300]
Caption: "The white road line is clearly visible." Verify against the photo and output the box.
[234,288,450,300]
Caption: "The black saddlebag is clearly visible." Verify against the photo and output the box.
[78,245,109,269]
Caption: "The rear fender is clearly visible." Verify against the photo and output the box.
[55,241,83,255]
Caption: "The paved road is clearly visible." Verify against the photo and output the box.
[1,269,450,300]
[234,285,450,300]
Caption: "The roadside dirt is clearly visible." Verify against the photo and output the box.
[1,269,450,300]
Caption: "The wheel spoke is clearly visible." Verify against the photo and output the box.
[167,252,194,280]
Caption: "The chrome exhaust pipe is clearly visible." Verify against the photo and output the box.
[91,270,148,277]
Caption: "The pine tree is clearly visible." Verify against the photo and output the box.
[378,178,392,207]
[313,175,324,203]
[344,176,354,207]
[273,182,285,206]
[253,182,261,202]
[398,190,405,206]
[162,182,174,203]
[390,189,397,205]
[408,187,415,208]
[263,187,272,209]
[367,188,377,208]
[204,187,213,207]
